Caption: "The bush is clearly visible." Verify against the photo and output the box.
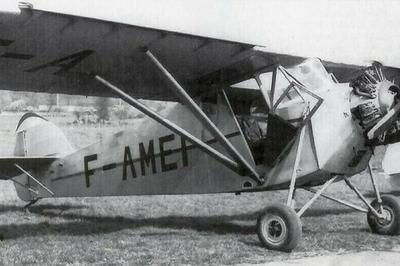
[111,105,139,120]
[4,99,28,112]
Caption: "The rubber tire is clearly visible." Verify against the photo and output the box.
[367,195,400,235]
[257,203,302,252]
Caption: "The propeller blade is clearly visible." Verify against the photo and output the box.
[367,102,400,140]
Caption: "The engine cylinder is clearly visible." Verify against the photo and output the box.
[350,67,400,145]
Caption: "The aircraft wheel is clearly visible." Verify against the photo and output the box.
[257,203,302,252]
[367,195,400,235]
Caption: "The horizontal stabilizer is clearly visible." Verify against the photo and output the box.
[0,156,58,180]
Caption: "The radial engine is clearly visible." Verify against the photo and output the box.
[350,65,400,145]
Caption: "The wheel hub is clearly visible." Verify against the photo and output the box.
[264,216,287,244]
[377,207,393,226]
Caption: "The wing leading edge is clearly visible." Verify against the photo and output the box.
[0,5,398,101]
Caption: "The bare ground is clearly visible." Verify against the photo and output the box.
[0,112,399,265]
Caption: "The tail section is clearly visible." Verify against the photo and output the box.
[14,113,74,157]
[12,113,74,201]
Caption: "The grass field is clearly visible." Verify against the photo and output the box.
[1,112,400,265]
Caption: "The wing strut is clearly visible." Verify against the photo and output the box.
[144,49,262,184]
[14,163,54,197]
[95,76,262,184]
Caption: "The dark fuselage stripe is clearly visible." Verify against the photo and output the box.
[102,163,117,171]
[52,131,242,182]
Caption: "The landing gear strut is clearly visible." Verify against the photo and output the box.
[257,156,400,252]
[23,198,39,212]
[257,126,305,252]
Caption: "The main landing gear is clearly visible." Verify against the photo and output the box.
[256,161,400,252]
[367,195,400,235]
[257,203,302,252]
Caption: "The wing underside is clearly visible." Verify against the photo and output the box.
[1,5,399,101]
[0,6,307,101]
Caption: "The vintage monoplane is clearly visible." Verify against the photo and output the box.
[1,2,400,252]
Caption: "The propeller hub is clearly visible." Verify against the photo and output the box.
[376,80,399,114]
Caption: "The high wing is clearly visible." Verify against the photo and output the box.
[1,5,399,101]
[0,5,348,101]
[0,156,58,180]
[324,61,400,84]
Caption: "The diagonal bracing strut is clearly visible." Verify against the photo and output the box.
[144,50,262,183]
[14,163,54,196]
[95,76,262,184]
[303,187,368,213]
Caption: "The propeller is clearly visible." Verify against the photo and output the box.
[350,63,400,140]
[359,63,400,191]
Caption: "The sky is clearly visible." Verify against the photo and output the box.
[1,0,400,67]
